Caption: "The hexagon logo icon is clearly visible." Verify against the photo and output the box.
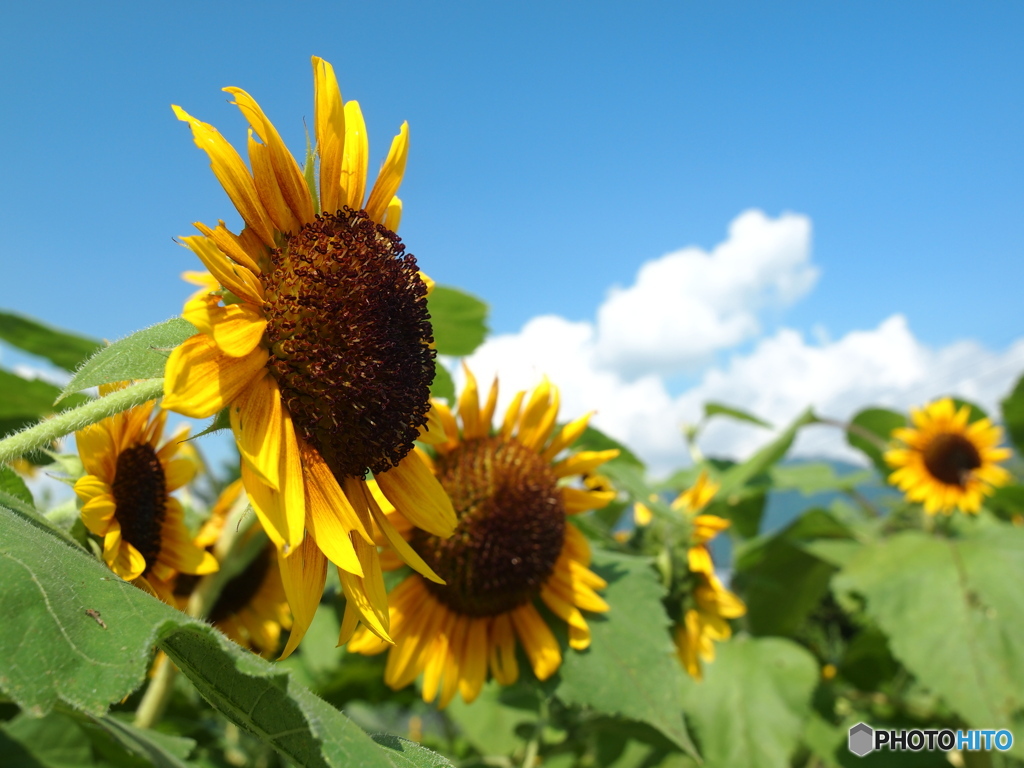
[848,722,874,757]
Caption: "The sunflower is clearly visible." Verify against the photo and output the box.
[175,479,293,656]
[73,386,217,604]
[885,398,1012,515]
[348,368,619,707]
[161,57,456,655]
[669,471,745,680]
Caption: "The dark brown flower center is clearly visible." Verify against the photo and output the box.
[111,444,167,572]
[923,432,982,487]
[412,437,566,617]
[208,545,273,624]
[261,209,435,478]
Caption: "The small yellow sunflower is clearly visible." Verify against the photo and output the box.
[885,398,1012,515]
[669,471,745,680]
[161,57,457,655]
[73,386,217,604]
[348,368,619,707]
[182,479,293,657]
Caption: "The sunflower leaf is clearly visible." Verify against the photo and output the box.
[703,402,772,429]
[427,286,489,357]
[834,525,1024,757]
[431,360,456,403]
[554,550,699,760]
[680,635,819,768]
[59,318,198,401]
[1000,373,1024,454]
[845,407,906,475]
[0,310,103,372]
[0,504,454,768]
[0,464,33,506]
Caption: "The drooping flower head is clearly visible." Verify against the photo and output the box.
[74,385,217,603]
[161,57,456,655]
[885,398,1011,515]
[669,471,745,680]
[349,368,619,707]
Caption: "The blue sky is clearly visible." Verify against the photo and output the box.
[2,1,1022,469]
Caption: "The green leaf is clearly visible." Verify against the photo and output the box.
[680,636,818,768]
[834,525,1024,753]
[769,462,874,495]
[60,318,197,400]
[1000,373,1024,454]
[368,734,457,767]
[76,713,196,768]
[0,710,95,768]
[0,369,88,421]
[703,402,771,429]
[446,680,537,756]
[0,504,455,767]
[715,408,818,500]
[0,310,102,372]
[430,360,456,403]
[555,550,698,760]
[704,492,765,539]
[733,508,852,637]
[427,286,489,357]
[845,407,906,475]
[0,464,33,506]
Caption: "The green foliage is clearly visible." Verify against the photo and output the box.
[60,318,197,400]
[0,310,102,372]
[703,401,772,429]
[835,524,1024,755]
[845,407,905,474]
[1001,373,1024,454]
[734,508,855,637]
[427,286,489,357]
[680,636,818,768]
[0,503,454,767]
[716,408,818,501]
[0,464,33,506]
[555,550,698,759]
[574,425,645,470]
[430,360,456,403]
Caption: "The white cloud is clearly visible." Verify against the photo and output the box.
[594,209,817,377]
[460,210,1024,476]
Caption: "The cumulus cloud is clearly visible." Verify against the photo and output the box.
[594,209,817,377]
[460,210,1024,476]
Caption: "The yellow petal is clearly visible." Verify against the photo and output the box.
[163,335,268,419]
[541,412,593,462]
[457,363,481,438]
[381,196,402,232]
[350,478,444,584]
[338,537,392,643]
[302,452,364,577]
[74,474,110,504]
[374,449,457,538]
[163,458,197,492]
[562,486,617,514]
[248,130,303,235]
[230,371,282,490]
[509,603,561,681]
[365,122,409,224]
[179,235,264,305]
[417,403,450,446]
[552,449,620,478]
[278,533,329,659]
[340,101,368,210]
[489,613,519,685]
[172,105,276,247]
[159,500,219,575]
[193,221,262,275]
[182,299,267,359]
[458,619,488,703]
[80,494,116,535]
[479,377,499,432]
[313,56,346,216]
[224,87,314,226]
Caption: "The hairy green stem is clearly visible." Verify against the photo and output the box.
[0,379,165,464]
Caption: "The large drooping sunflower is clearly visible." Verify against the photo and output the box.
[669,471,745,680]
[885,398,1012,515]
[348,369,619,707]
[161,57,456,655]
[74,386,218,604]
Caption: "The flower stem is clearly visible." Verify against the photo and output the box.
[0,379,165,465]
